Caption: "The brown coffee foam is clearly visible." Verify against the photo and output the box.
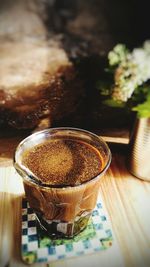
[22,139,103,186]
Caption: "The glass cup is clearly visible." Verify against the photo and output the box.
[14,128,111,238]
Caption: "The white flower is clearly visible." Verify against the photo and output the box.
[111,41,150,102]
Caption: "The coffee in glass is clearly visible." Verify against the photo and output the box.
[14,128,111,238]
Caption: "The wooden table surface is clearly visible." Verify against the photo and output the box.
[0,133,150,267]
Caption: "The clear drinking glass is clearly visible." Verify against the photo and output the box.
[14,128,111,238]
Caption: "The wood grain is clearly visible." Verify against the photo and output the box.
[100,154,150,267]
[0,151,150,267]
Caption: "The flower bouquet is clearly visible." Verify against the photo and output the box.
[97,41,150,118]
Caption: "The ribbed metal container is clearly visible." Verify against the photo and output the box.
[127,117,150,181]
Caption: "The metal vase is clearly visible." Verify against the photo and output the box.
[127,117,150,181]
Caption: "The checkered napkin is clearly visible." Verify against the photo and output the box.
[22,196,113,264]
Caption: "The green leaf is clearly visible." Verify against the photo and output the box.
[103,98,125,108]
[132,93,150,118]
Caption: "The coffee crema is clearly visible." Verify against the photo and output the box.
[22,139,104,186]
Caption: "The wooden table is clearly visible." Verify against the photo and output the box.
[0,134,150,267]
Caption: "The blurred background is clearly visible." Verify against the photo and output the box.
[0,0,150,133]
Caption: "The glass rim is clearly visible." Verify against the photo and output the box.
[14,127,111,189]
